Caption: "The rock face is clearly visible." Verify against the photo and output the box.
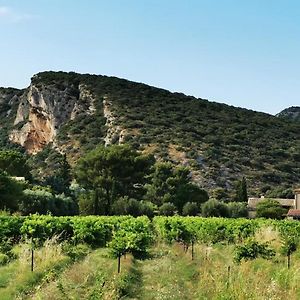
[276,106,300,122]
[9,80,96,154]
[103,96,126,146]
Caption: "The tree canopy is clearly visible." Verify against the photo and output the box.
[0,150,31,179]
[75,144,154,214]
[145,162,208,213]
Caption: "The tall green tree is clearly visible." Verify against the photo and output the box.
[0,171,23,211]
[234,177,248,202]
[75,144,154,215]
[0,150,31,179]
[145,162,208,213]
[44,153,72,195]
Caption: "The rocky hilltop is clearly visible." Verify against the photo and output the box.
[276,106,300,122]
[0,71,299,195]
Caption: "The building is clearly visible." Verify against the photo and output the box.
[248,189,300,218]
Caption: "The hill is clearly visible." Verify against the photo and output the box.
[0,71,299,196]
[277,106,300,122]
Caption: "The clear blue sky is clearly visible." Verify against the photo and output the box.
[1,0,300,115]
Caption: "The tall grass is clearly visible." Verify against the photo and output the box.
[0,237,69,300]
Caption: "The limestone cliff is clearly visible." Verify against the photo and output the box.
[103,96,126,146]
[9,79,96,154]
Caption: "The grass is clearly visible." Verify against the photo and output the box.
[124,240,300,300]
[2,227,300,299]
[0,238,70,300]
[124,243,200,300]
[28,248,135,300]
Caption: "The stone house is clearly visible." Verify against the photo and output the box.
[248,189,300,219]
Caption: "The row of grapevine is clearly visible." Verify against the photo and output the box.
[0,215,134,246]
[2,215,300,250]
[153,216,261,245]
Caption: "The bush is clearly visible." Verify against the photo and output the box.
[201,199,230,217]
[159,203,177,216]
[182,202,199,216]
[112,198,155,217]
[78,191,96,215]
[234,240,275,263]
[20,189,77,216]
[112,197,140,217]
[63,243,91,261]
[139,201,156,218]
[227,202,248,218]
[256,199,286,219]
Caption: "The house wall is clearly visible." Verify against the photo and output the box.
[248,196,295,218]
[295,189,300,209]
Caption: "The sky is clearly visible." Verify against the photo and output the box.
[0,1,300,115]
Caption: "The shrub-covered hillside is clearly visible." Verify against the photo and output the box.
[0,71,299,196]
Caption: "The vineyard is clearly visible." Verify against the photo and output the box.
[1,215,300,299]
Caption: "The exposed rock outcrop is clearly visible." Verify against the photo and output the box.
[103,96,126,146]
[9,82,96,154]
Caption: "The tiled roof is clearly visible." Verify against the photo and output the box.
[287,209,300,216]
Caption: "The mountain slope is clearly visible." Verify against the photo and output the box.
[0,71,300,195]
[277,106,300,122]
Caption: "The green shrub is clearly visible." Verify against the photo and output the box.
[201,199,230,217]
[62,243,91,261]
[234,240,275,263]
[182,202,199,216]
[159,203,177,216]
[256,199,286,219]
[227,202,248,218]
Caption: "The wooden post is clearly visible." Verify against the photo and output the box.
[288,253,291,269]
[227,266,231,288]
[191,240,194,260]
[117,255,121,273]
[31,249,34,272]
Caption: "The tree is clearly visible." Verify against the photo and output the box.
[145,162,208,213]
[19,187,78,215]
[234,177,248,202]
[75,145,154,215]
[227,202,248,218]
[211,188,229,201]
[159,202,177,216]
[256,199,285,219]
[0,150,31,179]
[201,198,230,217]
[111,197,155,217]
[44,153,72,195]
[0,171,23,211]
[182,202,199,216]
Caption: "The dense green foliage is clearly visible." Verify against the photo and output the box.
[0,150,31,179]
[234,177,248,202]
[234,240,276,263]
[75,144,154,215]
[109,217,152,257]
[145,162,208,212]
[256,199,286,219]
[201,199,230,217]
[0,172,24,211]
[153,216,261,244]
[227,202,248,218]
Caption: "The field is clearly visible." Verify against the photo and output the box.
[1,215,300,299]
